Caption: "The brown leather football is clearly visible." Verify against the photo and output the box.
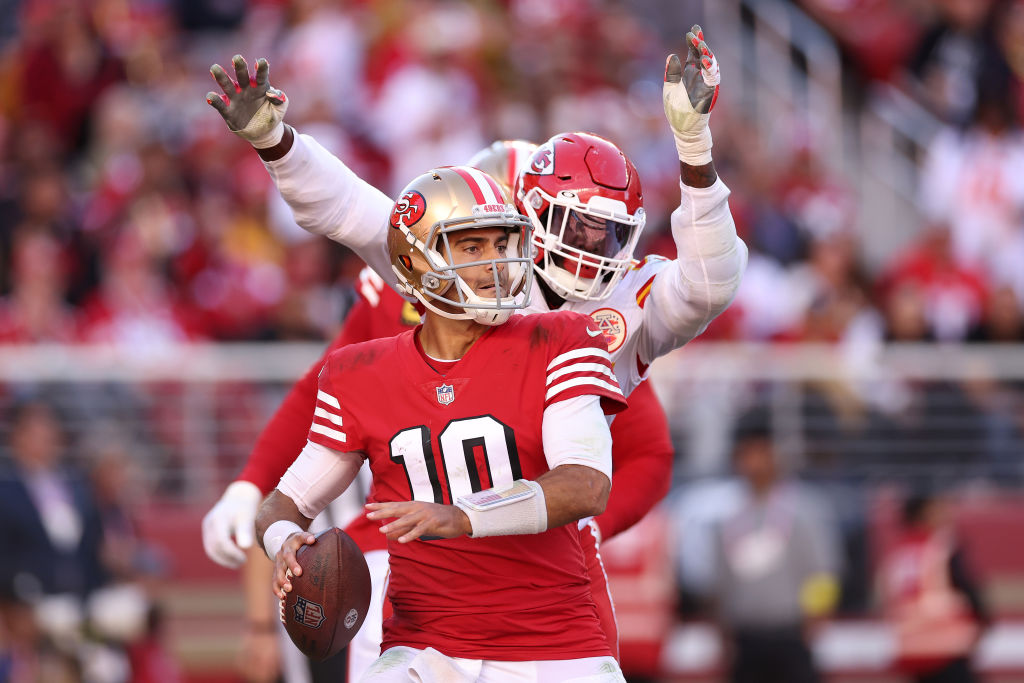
[281,527,371,661]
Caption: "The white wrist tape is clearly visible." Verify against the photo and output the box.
[263,520,303,561]
[247,121,285,149]
[455,480,547,538]
[674,127,713,166]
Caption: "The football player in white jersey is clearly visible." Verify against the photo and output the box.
[205,26,745,678]
[205,24,746,397]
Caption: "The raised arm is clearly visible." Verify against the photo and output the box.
[206,55,394,284]
[639,26,748,364]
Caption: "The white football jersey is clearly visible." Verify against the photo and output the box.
[263,132,747,397]
[521,255,679,397]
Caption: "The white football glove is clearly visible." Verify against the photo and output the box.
[206,55,289,149]
[202,480,263,568]
[663,24,721,166]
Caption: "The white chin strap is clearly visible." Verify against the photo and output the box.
[471,307,514,326]
[410,279,517,326]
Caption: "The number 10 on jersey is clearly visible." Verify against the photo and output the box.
[389,415,523,503]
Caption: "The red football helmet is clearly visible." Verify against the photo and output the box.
[515,132,645,302]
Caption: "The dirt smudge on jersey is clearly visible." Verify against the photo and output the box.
[529,320,550,348]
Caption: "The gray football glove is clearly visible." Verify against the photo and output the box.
[663,25,721,165]
[206,55,289,149]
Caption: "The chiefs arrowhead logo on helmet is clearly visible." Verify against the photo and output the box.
[528,144,554,175]
[390,190,427,229]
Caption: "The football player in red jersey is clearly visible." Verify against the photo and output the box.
[203,141,674,678]
[257,166,630,681]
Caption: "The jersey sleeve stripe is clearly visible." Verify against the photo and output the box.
[316,390,340,409]
[546,362,615,385]
[546,347,612,372]
[636,274,658,309]
[313,406,344,426]
[545,376,624,402]
[310,422,347,444]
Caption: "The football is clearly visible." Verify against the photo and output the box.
[280,527,372,661]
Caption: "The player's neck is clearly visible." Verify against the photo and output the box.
[419,313,489,360]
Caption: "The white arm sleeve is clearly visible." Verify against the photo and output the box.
[262,131,396,287]
[276,440,365,520]
[542,395,613,480]
[640,178,748,363]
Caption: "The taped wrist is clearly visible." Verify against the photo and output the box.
[455,480,547,538]
[245,121,285,149]
[674,127,713,166]
[263,520,303,561]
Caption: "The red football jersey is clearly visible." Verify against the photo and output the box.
[238,273,419,494]
[308,311,626,661]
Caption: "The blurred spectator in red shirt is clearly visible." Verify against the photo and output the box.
[0,231,77,343]
[879,492,989,683]
[14,2,123,158]
[77,232,201,346]
[798,0,924,82]
[877,225,989,342]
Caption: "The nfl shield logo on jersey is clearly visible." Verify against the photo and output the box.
[436,383,455,405]
[294,597,325,629]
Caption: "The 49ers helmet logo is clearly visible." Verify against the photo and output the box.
[390,190,427,229]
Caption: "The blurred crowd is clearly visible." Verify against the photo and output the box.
[0,0,1021,349]
[0,396,175,682]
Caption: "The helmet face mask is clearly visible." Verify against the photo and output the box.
[516,132,646,302]
[388,166,535,326]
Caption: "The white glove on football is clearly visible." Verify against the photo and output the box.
[663,24,721,166]
[202,480,263,568]
[207,55,289,149]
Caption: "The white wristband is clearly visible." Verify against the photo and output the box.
[674,127,713,166]
[263,520,303,561]
[248,121,285,149]
[455,480,547,538]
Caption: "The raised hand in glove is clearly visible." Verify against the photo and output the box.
[663,25,721,166]
[206,55,289,149]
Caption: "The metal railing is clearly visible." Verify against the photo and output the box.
[702,0,847,170]
[700,0,945,272]
[1,342,1022,502]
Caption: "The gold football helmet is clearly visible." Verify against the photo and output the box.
[467,140,538,199]
[387,166,534,326]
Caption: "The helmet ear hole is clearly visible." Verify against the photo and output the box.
[399,255,413,270]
